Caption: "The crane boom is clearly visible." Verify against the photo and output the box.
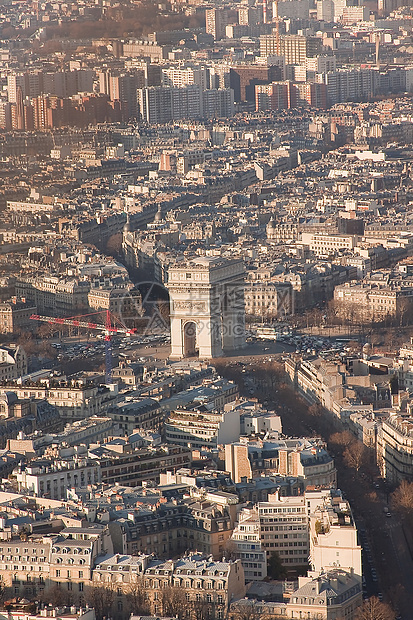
[30,314,137,336]
[30,311,139,384]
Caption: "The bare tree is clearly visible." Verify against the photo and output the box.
[85,584,115,620]
[391,480,413,530]
[308,403,322,417]
[0,576,10,605]
[343,440,367,473]
[37,323,55,340]
[190,597,213,620]
[124,577,150,616]
[355,596,395,620]
[17,333,36,355]
[329,431,354,455]
[40,584,66,607]
[106,232,123,257]
[223,538,238,561]
[230,600,263,620]
[160,585,190,620]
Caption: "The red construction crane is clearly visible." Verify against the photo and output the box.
[30,310,137,383]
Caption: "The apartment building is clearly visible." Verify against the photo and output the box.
[122,40,168,62]
[225,443,252,484]
[266,220,299,242]
[162,67,209,90]
[307,489,362,579]
[377,414,413,483]
[255,81,296,111]
[16,276,90,315]
[260,35,322,64]
[0,525,112,599]
[301,232,359,257]
[244,282,294,318]
[231,568,362,618]
[278,445,337,489]
[205,8,231,40]
[8,416,114,455]
[145,554,244,618]
[165,407,240,449]
[93,553,245,618]
[285,356,346,409]
[0,345,27,381]
[0,301,37,334]
[14,457,101,499]
[98,444,191,487]
[258,493,309,568]
[287,569,362,619]
[108,397,163,433]
[334,281,413,322]
[230,507,267,581]
[109,498,234,559]
[87,287,142,316]
[1,382,117,422]
[137,86,201,123]
[137,86,234,123]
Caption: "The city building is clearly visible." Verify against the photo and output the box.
[0,345,27,381]
[0,300,37,334]
[165,406,240,449]
[258,492,309,568]
[230,507,267,581]
[307,489,362,579]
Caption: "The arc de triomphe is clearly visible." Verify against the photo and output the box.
[167,256,246,359]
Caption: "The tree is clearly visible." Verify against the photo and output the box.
[160,585,190,620]
[17,333,36,355]
[190,597,213,620]
[267,551,287,580]
[391,480,413,529]
[124,577,150,616]
[40,584,66,607]
[355,596,395,620]
[343,440,367,473]
[329,431,354,455]
[223,538,238,561]
[230,600,263,620]
[85,584,115,620]
[106,233,123,257]
[37,323,55,340]
[0,576,9,605]
[308,403,322,417]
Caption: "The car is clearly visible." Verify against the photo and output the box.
[386,512,392,518]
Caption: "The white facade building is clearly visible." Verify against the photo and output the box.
[307,489,362,579]
[231,507,267,581]
[165,406,240,449]
[258,492,309,567]
[14,458,101,499]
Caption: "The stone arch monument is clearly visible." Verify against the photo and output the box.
[167,256,246,359]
